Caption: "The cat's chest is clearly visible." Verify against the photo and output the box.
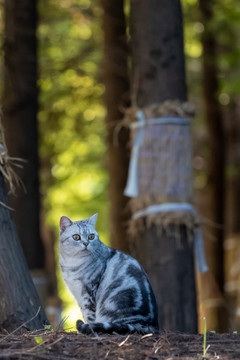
[61,264,78,280]
[61,266,84,301]
[60,259,102,304]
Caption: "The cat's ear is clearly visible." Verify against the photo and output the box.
[87,213,98,227]
[60,216,73,232]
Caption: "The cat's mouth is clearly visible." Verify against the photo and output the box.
[82,246,89,251]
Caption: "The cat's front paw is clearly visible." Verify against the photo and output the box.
[76,320,94,335]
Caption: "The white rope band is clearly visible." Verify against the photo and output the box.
[130,116,189,129]
[133,203,197,219]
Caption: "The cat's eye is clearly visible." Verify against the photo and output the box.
[72,234,81,241]
[88,233,95,240]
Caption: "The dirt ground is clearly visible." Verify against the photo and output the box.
[1,330,240,360]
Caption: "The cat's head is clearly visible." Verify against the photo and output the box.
[59,214,100,256]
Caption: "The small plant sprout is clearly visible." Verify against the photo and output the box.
[203,317,210,359]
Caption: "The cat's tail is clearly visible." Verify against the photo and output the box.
[76,320,158,335]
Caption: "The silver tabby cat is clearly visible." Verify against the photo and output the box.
[59,213,159,334]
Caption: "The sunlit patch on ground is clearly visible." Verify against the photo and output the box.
[61,302,83,331]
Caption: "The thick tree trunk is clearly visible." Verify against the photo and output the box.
[198,0,227,332]
[130,0,198,332]
[0,174,47,332]
[101,0,130,252]
[2,0,44,270]
[130,0,187,106]
[224,101,240,330]
[199,0,225,293]
[225,101,240,235]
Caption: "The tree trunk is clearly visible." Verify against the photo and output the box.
[101,0,130,252]
[224,101,240,330]
[130,0,187,106]
[198,0,227,332]
[129,0,198,332]
[199,0,225,294]
[2,0,44,270]
[0,174,47,332]
[225,101,240,235]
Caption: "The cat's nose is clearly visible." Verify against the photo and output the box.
[83,242,89,247]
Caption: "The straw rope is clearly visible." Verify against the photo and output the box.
[123,101,197,237]
[122,100,195,127]
[0,110,25,209]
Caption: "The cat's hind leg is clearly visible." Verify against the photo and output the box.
[76,320,157,335]
[76,320,126,334]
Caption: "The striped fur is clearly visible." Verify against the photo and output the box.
[59,214,159,334]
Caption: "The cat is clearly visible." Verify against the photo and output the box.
[59,213,159,334]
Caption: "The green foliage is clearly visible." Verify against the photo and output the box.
[38,0,108,238]
[182,0,202,98]
[208,1,240,97]
[182,0,240,101]
[44,324,52,330]
[38,0,108,329]
[182,0,240,191]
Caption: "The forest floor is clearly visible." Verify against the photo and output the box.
[1,330,240,360]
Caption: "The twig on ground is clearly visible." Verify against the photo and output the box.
[0,334,66,358]
[118,335,130,347]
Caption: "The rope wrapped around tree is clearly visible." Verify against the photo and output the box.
[123,100,208,273]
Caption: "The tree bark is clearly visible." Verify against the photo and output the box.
[199,0,225,294]
[198,0,228,332]
[101,0,130,252]
[130,0,187,106]
[223,102,240,330]
[0,174,47,332]
[2,0,44,270]
[225,101,240,235]
[130,0,198,332]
